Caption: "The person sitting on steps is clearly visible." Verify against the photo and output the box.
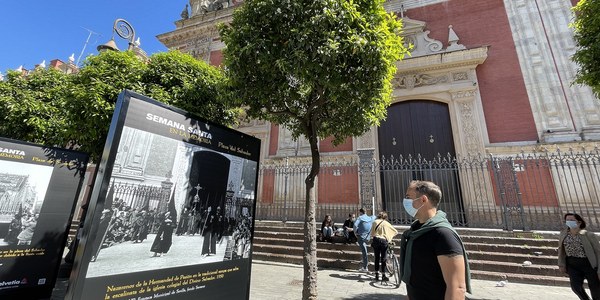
[343,213,357,244]
[320,215,337,242]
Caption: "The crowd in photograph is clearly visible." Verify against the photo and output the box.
[93,198,253,260]
[4,210,39,246]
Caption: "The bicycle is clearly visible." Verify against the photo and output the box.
[385,240,401,287]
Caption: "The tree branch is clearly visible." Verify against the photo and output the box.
[307,86,327,114]
[265,106,298,119]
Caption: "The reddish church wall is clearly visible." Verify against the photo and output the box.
[317,167,359,204]
[209,49,223,66]
[406,0,539,143]
[268,124,279,156]
[260,169,275,204]
[319,136,352,153]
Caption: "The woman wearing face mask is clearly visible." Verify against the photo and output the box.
[558,213,600,300]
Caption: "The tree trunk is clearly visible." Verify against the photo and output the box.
[301,127,320,300]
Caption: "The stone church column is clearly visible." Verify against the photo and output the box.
[450,89,487,156]
[450,89,494,225]
[356,126,381,212]
[357,148,376,212]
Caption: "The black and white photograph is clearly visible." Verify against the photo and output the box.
[84,126,257,278]
[68,91,260,300]
[0,160,53,247]
[0,138,88,299]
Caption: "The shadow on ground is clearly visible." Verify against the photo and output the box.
[329,273,400,288]
[340,293,407,300]
[329,273,369,281]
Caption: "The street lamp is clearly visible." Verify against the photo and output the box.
[97,19,137,52]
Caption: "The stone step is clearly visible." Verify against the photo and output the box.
[467,251,556,265]
[254,230,558,250]
[254,221,562,242]
[254,231,303,240]
[252,243,560,277]
[254,221,563,239]
[253,235,402,251]
[469,270,571,287]
[469,259,561,277]
[253,237,558,266]
[252,248,560,278]
[463,242,557,256]
[252,220,567,286]
[461,235,557,248]
[253,233,558,257]
[252,251,363,271]
[253,244,366,261]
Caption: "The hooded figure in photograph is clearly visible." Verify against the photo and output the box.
[201,206,217,256]
[150,211,175,257]
[4,213,22,245]
[91,209,114,262]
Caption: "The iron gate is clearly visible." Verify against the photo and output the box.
[255,148,600,231]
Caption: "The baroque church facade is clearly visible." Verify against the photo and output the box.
[156,0,599,228]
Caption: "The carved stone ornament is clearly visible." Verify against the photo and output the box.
[199,0,231,14]
[180,4,189,19]
[358,128,374,149]
[393,73,448,90]
[452,72,469,81]
[458,100,482,154]
[451,90,476,100]
[400,17,467,58]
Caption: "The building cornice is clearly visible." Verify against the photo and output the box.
[396,46,488,75]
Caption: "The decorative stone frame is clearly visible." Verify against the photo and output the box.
[357,46,490,159]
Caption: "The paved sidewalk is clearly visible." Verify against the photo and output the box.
[250,261,579,300]
[50,260,580,299]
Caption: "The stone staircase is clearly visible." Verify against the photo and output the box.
[67,220,80,246]
[252,220,568,286]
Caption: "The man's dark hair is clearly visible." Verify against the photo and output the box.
[410,180,442,207]
[359,208,365,214]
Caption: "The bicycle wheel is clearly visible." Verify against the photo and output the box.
[385,253,395,277]
[392,254,400,287]
[385,253,400,287]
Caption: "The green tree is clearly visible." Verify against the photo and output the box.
[572,0,600,98]
[0,68,73,146]
[220,0,409,298]
[143,51,239,126]
[67,50,148,160]
[0,50,239,162]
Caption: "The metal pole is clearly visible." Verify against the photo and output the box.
[371,157,377,216]
[283,157,289,223]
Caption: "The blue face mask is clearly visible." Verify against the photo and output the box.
[566,220,579,229]
[403,197,424,218]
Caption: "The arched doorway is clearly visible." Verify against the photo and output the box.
[188,151,230,213]
[378,100,466,225]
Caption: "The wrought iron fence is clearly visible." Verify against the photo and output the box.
[255,148,600,231]
[111,182,171,213]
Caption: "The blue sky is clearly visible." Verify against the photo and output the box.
[0,0,187,73]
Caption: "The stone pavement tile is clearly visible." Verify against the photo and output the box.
[251,261,403,300]
[51,259,581,299]
[468,279,578,300]
[250,260,580,300]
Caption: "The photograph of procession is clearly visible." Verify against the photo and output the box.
[0,160,53,247]
[84,126,257,278]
